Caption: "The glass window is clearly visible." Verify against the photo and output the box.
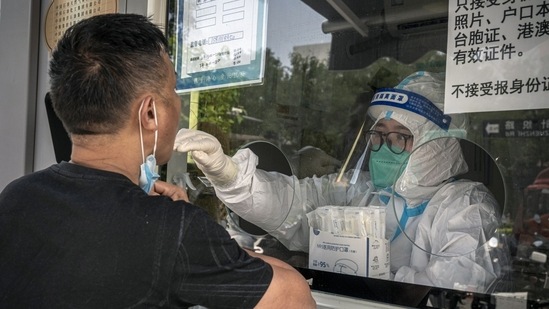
[167,1,549,307]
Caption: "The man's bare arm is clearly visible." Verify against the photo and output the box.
[246,250,316,308]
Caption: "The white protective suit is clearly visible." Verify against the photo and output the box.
[175,71,503,293]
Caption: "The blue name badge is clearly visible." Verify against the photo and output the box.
[371,88,452,131]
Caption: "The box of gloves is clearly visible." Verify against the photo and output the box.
[307,206,390,279]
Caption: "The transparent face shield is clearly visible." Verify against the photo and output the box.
[304,117,416,241]
[334,86,459,207]
[333,121,414,203]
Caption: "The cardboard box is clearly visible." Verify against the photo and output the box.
[308,227,390,279]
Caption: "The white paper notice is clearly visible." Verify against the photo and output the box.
[445,1,549,113]
[181,0,259,76]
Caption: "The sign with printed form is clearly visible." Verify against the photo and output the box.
[445,0,549,113]
[175,0,268,92]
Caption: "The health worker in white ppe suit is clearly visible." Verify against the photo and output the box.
[174,71,504,293]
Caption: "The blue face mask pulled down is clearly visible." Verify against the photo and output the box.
[138,100,159,193]
[369,144,410,189]
[139,154,160,193]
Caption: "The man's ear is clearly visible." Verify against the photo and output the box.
[138,96,158,131]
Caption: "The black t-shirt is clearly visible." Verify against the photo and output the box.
[0,162,272,308]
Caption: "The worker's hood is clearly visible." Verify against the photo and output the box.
[368,71,469,205]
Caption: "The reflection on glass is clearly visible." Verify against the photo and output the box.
[176,70,511,293]
[167,0,549,306]
[514,167,549,299]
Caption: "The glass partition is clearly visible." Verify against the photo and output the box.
[166,0,549,307]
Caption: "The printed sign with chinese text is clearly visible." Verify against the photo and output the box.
[445,0,549,113]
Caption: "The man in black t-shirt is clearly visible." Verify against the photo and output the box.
[0,13,315,309]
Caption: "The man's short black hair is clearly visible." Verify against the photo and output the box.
[49,13,170,135]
